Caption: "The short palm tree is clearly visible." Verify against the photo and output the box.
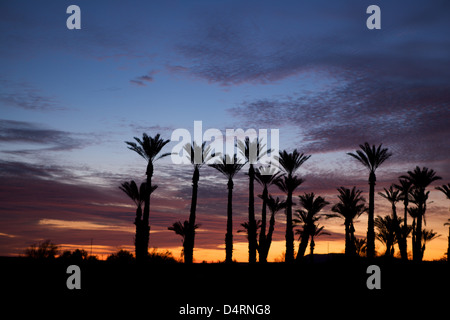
[378,185,407,260]
[326,187,367,256]
[263,195,287,261]
[421,229,440,258]
[275,149,310,262]
[238,137,267,264]
[375,215,401,257]
[348,142,392,258]
[355,238,367,257]
[254,166,282,263]
[294,192,329,261]
[394,178,413,254]
[308,224,330,262]
[436,184,450,262]
[125,133,171,259]
[400,166,441,261]
[168,220,200,259]
[119,180,157,260]
[209,154,244,263]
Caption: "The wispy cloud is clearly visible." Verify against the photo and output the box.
[130,70,159,86]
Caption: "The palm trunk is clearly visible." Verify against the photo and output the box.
[414,202,424,262]
[403,199,409,257]
[185,166,199,264]
[141,161,153,261]
[259,187,268,263]
[285,191,294,263]
[247,164,257,264]
[225,178,234,263]
[367,171,376,258]
[296,230,309,261]
[134,206,143,260]
[392,202,407,260]
[310,236,315,263]
[265,209,276,261]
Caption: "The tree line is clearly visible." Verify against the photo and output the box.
[120,133,450,263]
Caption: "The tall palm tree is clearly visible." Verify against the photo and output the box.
[238,137,267,264]
[400,166,442,261]
[125,133,171,259]
[326,187,367,256]
[209,154,244,263]
[348,143,392,259]
[294,193,329,261]
[394,178,413,255]
[180,141,214,264]
[378,185,407,260]
[275,149,310,262]
[263,195,287,261]
[254,167,282,263]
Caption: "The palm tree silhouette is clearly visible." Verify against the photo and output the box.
[326,187,367,257]
[294,192,329,261]
[119,180,156,260]
[394,178,413,256]
[275,149,310,262]
[400,166,442,261]
[168,220,200,259]
[308,224,330,262]
[209,154,244,263]
[355,238,367,257]
[125,133,171,260]
[180,141,214,264]
[264,195,287,261]
[375,215,400,257]
[421,229,440,258]
[348,143,392,259]
[238,137,267,264]
[435,184,450,262]
[379,185,407,260]
[254,166,282,263]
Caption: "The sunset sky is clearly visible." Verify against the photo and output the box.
[1,0,449,261]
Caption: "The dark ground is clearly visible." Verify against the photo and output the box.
[1,255,448,318]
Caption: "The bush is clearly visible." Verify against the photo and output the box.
[24,240,59,259]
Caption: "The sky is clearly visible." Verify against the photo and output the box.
[1,0,449,261]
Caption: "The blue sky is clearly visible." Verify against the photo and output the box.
[1,0,449,260]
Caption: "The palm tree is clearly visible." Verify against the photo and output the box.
[275,149,311,262]
[125,133,171,259]
[436,184,450,262]
[119,180,157,260]
[355,238,367,257]
[421,229,440,258]
[400,166,442,261]
[375,215,400,257]
[168,220,200,259]
[444,219,450,263]
[308,224,330,262]
[254,167,282,263]
[238,137,267,264]
[378,185,407,260]
[326,187,367,256]
[209,154,244,263]
[394,178,413,255]
[348,142,392,259]
[294,193,329,261]
[180,141,214,264]
[263,195,287,261]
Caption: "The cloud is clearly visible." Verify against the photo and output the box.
[0,79,66,111]
[130,70,159,86]
[0,119,90,154]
